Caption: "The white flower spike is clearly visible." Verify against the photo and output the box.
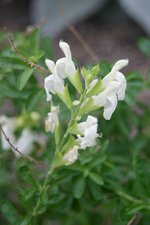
[77,116,99,149]
[45,106,59,133]
[63,145,79,165]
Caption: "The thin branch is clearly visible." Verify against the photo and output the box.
[60,7,99,63]
[7,34,49,75]
[24,18,46,36]
[0,128,48,168]
[127,214,137,225]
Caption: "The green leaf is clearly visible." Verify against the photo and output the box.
[98,61,111,77]
[30,28,40,56]
[88,179,103,201]
[42,36,54,59]
[138,37,150,57]
[0,201,21,225]
[26,89,44,111]
[20,216,32,225]
[72,176,85,199]
[17,164,37,187]
[127,204,150,215]
[55,123,61,145]
[62,135,76,153]
[89,172,104,186]
[87,79,103,97]
[57,85,72,109]
[68,70,83,94]
[17,67,34,91]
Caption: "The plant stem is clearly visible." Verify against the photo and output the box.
[56,89,87,153]
[31,164,55,222]
[117,190,143,204]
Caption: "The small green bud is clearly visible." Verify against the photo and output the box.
[91,64,100,77]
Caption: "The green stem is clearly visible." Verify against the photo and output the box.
[31,164,55,222]
[117,190,143,204]
[56,89,87,153]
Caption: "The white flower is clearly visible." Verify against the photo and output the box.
[0,115,16,150]
[92,84,118,120]
[45,106,59,133]
[102,59,128,100]
[77,116,99,149]
[63,145,79,165]
[56,40,76,79]
[44,59,65,101]
[15,129,37,157]
[92,59,128,120]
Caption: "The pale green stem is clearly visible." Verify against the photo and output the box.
[56,89,87,153]
[117,190,143,204]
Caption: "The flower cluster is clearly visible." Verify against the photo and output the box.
[44,40,128,166]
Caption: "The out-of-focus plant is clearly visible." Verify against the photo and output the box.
[0,29,150,225]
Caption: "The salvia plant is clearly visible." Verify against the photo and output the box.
[0,29,150,225]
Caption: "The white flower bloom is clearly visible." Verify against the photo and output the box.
[92,59,128,120]
[0,115,16,150]
[63,145,79,165]
[15,129,37,157]
[77,116,99,149]
[56,40,76,79]
[44,59,65,101]
[102,59,128,100]
[45,106,59,133]
[92,84,118,120]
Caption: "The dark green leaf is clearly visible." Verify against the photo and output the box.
[72,176,85,199]
[30,28,40,56]
[89,172,104,186]
[17,68,34,91]
[26,89,44,111]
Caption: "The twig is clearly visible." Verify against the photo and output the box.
[127,214,137,225]
[24,17,46,36]
[7,34,49,75]
[60,7,99,63]
[0,128,48,168]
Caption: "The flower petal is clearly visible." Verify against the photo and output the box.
[112,59,129,72]
[63,145,79,165]
[45,58,55,73]
[103,92,118,120]
[56,57,67,79]
[59,40,72,60]
[115,72,127,100]
[44,75,56,101]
